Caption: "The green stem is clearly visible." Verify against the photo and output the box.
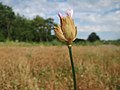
[68,44,77,90]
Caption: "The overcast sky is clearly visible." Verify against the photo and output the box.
[0,0,120,40]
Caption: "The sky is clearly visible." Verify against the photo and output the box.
[0,0,120,40]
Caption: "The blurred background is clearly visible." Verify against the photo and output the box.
[0,0,120,45]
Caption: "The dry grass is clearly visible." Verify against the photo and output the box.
[0,45,120,90]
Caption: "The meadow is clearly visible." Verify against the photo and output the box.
[0,44,120,90]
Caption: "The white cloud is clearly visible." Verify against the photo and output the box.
[0,0,120,39]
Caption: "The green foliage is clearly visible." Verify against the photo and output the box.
[0,2,15,40]
[50,40,63,45]
[0,31,5,41]
[87,32,100,42]
[0,2,56,42]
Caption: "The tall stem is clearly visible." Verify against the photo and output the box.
[68,44,77,90]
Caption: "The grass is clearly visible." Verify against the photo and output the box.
[0,44,120,90]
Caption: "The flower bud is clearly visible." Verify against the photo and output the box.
[54,9,77,44]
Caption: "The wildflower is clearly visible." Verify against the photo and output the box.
[54,9,77,44]
[54,9,77,90]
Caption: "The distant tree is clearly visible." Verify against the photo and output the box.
[0,30,5,41]
[87,32,100,42]
[74,38,86,43]
[32,16,56,42]
[44,18,55,41]
[0,2,57,42]
[12,14,34,42]
[0,2,15,40]
[32,15,46,42]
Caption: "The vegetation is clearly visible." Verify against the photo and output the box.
[74,38,120,46]
[0,2,56,42]
[87,32,100,42]
[0,45,120,90]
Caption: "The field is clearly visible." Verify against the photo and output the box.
[0,44,120,90]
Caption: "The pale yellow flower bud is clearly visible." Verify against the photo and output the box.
[54,9,77,44]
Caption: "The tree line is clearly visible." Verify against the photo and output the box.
[0,2,102,43]
[0,2,57,42]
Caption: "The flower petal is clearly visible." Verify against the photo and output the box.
[72,26,77,41]
[58,12,63,18]
[66,9,73,17]
[54,26,67,42]
[60,15,76,41]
